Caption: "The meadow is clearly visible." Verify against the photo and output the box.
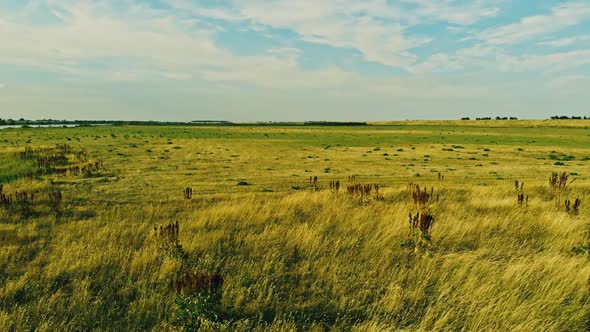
[0,121,589,331]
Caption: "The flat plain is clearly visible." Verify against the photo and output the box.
[1,120,589,331]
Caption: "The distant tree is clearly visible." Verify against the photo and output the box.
[550,115,589,120]
[460,117,470,120]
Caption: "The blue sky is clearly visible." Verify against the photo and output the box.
[0,0,589,121]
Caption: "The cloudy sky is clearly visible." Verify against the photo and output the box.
[0,0,589,121]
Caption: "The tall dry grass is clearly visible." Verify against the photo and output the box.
[0,124,589,330]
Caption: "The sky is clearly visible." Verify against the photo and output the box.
[0,0,589,121]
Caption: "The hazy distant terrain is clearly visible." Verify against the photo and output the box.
[1,121,589,331]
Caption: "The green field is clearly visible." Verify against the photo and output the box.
[1,121,589,331]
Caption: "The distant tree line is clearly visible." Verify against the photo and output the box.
[549,116,589,120]
[0,118,369,127]
[459,116,589,121]
[460,117,518,120]
[303,121,367,126]
[0,118,30,125]
[0,118,232,126]
[0,118,108,125]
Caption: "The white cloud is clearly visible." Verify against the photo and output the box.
[538,35,590,47]
[0,0,505,77]
[408,43,590,75]
[109,72,140,82]
[496,50,590,72]
[0,1,356,90]
[1,0,588,118]
[397,0,499,25]
[161,72,192,80]
[447,26,464,33]
[456,45,497,57]
[406,43,500,74]
[471,1,590,45]
[165,0,243,22]
[1,0,495,89]
[0,3,223,70]
[201,56,353,90]
[165,0,498,68]
[551,74,589,87]
[227,1,426,68]
[410,53,463,73]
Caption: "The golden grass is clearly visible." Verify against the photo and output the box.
[0,123,588,330]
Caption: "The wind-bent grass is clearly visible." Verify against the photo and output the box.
[0,121,589,330]
[0,155,36,183]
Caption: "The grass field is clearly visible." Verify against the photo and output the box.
[0,121,589,331]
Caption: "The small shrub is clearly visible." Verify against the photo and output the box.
[173,273,224,330]
[549,171,573,208]
[183,187,192,199]
[549,153,575,161]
